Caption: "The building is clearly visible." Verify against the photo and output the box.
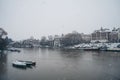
[109,28,120,42]
[81,33,91,43]
[54,35,61,48]
[20,37,40,48]
[47,35,54,47]
[118,29,120,42]
[91,27,111,43]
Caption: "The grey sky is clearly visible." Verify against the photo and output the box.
[0,0,120,40]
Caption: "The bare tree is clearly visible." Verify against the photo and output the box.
[61,31,82,47]
[0,28,8,50]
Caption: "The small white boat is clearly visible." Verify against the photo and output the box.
[12,60,36,69]
[12,61,26,68]
[18,60,36,66]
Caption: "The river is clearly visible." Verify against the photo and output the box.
[0,48,120,80]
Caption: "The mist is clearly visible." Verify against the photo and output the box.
[0,0,120,40]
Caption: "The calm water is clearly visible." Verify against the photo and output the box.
[0,48,120,80]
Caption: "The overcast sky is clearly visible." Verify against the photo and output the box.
[0,0,120,40]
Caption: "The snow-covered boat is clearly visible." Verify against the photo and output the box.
[12,61,26,68]
[18,60,36,66]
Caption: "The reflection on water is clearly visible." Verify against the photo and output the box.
[0,52,7,80]
[0,48,120,80]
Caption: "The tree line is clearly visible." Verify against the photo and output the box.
[40,31,83,47]
[0,28,11,51]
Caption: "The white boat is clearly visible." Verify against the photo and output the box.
[12,61,26,68]
[18,60,36,66]
[12,60,36,68]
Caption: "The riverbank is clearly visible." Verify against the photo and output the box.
[8,43,120,52]
[63,43,120,52]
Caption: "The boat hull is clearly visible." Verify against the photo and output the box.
[18,60,36,66]
[12,62,26,68]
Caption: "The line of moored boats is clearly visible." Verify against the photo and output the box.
[65,43,120,52]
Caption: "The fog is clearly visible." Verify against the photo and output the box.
[0,0,120,40]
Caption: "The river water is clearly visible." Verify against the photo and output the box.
[0,48,120,80]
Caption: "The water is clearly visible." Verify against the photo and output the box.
[0,48,120,80]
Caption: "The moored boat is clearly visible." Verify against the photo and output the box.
[8,48,21,52]
[107,48,120,52]
[12,61,26,68]
[18,60,36,66]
